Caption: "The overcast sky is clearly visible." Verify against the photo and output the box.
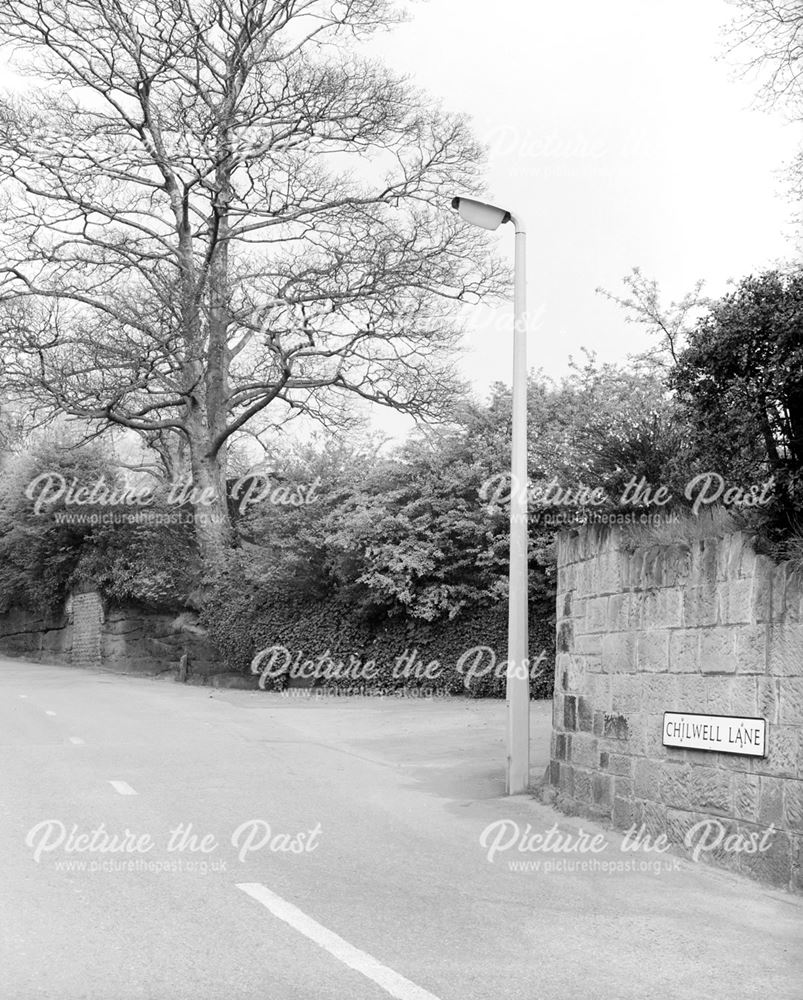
[365,0,801,432]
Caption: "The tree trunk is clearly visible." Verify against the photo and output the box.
[188,431,235,573]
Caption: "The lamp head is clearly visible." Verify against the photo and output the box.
[451,196,511,231]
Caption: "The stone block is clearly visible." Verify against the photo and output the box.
[607,754,633,777]
[733,625,767,673]
[603,713,629,742]
[741,829,792,889]
[558,654,585,692]
[586,674,612,712]
[783,779,803,832]
[756,677,779,725]
[660,763,691,808]
[717,580,753,625]
[779,677,803,725]
[644,713,670,758]
[751,557,775,622]
[577,562,596,598]
[729,676,758,718]
[699,628,736,674]
[656,545,692,588]
[683,585,718,627]
[621,551,645,590]
[573,633,602,657]
[758,776,785,827]
[768,624,803,676]
[625,714,648,756]
[639,800,667,840]
[637,631,670,673]
[592,772,613,812]
[688,767,731,813]
[598,553,622,595]
[671,674,708,713]
[765,726,799,778]
[573,768,592,804]
[601,632,637,674]
[563,695,577,731]
[556,620,573,653]
[577,696,593,732]
[704,676,732,715]
[640,588,684,630]
[665,806,695,849]
[641,675,676,714]
[611,674,643,715]
[569,733,598,768]
[614,775,634,799]
[733,772,760,822]
[769,563,790,623]
[584,596,608,634]
[607,593,632,632]
[634,758,663,800]
[669,629,700,673]
[549,759,561,787]
[611,796,634,831]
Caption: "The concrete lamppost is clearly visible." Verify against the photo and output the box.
[451,196,529,794]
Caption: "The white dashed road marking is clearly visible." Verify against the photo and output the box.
[45,711,57,717]
[109,781,137,796]
[18,694,28,699]
[236,882,443,1000]
[69,737,85,745]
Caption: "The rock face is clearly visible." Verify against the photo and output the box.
[547,525,803,893]
[0,595,223,680]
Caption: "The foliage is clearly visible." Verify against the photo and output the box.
[77,500,199,610]
[671,270,803,540]
[201,557,555,699]
[0,440,198,615]
[528,352,695,506]
[0,441,115,615]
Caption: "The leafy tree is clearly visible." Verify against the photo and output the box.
[0,440,118,614]
[0,438,198,614]
[671,269,803,532]
[321,427,512,620]
[0,0,503,571]
[231,359,684,624]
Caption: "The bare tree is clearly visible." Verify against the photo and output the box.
[726,1,803,108]
[725,2,803,227]
[0,0,503,569]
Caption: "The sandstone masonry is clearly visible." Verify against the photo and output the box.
[549,526,803,892]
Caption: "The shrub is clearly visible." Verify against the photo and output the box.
[201,559,555,699]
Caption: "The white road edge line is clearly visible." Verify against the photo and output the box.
[236,882,443,1000]
[45,710,57,716]
[69,737,85,745]
[109,781,137,796]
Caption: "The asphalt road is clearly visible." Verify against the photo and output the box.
[2,656,802,1000]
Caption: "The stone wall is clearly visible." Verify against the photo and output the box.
[549,526,803,891]
[69,591,104,667]
[0,598,224,681]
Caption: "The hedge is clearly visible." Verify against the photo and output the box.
[201,581,555,699]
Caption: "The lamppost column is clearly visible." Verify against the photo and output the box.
[507,219,530,795]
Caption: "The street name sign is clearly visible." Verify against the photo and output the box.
[662,712,766,757]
